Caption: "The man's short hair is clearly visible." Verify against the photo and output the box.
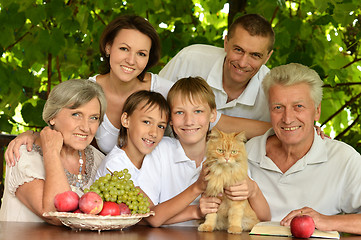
[228,14,275,53]
[262,63,324,108]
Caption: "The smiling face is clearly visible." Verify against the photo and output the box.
[269,83,321,148]
[170,94,216,148]
[121,101,168,159]
[49,98,101,151]
[223,26,272,87]
[106,29,151,82]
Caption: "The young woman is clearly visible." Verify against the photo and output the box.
[0,79,107,224]
[90,15,173,154]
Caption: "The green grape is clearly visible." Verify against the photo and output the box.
[89,168,150,214]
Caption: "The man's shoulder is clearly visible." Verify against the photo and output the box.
[178,44,224,57]
[323,137,360,157]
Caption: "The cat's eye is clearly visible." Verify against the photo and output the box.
[217,149,224,153]
[231,150,238,154]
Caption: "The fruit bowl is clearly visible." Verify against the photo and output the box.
[43,211,154,231]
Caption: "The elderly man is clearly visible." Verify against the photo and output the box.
[246,63,361,234]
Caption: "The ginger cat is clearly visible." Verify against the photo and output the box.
[198,128,259,234]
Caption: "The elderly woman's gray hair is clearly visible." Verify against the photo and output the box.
[42,79,107,125]
[262,63,324,108]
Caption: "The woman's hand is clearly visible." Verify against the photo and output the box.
[40,127,63,157]
[5,130,37,167]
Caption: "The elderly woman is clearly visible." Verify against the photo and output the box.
[0,79,106,225]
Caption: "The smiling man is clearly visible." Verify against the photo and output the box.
[247,63,361,234]
[159,14,274,123]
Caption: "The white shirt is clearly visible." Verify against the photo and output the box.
[89,73,174,154]
[247,128,361,221]
[159,44,270,122]
[137,137,203,227]
[0,145,104,222]
[96,145,155,187]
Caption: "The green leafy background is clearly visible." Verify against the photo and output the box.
[1,0,361,152]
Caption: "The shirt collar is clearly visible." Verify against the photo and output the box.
[207,52,226,91]
[206,55,268,106]
[248,128,328,173]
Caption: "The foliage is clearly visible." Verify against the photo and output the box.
[0,0,361,152]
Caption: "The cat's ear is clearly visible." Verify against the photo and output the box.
[209,127,222,139]
[235,131,247,143]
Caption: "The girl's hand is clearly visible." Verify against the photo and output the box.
[5,130,37,167]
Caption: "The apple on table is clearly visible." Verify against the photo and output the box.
[290,215,315,238]
[79,192,103,214]
[54,191,79,212]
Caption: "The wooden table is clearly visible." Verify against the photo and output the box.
[0,221,360,240]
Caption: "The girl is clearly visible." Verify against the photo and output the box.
[95,90,170,185]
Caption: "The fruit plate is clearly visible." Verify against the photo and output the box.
[43,211,155,231]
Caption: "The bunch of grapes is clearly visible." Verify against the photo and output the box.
[84,169,150,214]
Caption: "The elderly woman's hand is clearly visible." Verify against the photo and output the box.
[40,127,64,156]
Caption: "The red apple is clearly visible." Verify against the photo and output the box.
[79,192,103,214]
[99,201,121,216]
[73,209,83,213]
[290,215,315,238]
[54,191,79,212]
[118,203,131,215]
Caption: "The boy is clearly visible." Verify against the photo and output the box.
[138,77,270,227]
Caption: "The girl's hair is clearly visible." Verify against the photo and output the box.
[99,15,161,81]
[167,76,216,111]
[43,79,107,125]
[118,90,170,148]
[262,63,324,108]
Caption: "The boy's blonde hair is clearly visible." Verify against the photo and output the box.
[167,76,216,110]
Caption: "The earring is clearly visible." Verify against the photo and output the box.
[106,53,110,57]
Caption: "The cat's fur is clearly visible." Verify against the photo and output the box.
[198,128,259,234]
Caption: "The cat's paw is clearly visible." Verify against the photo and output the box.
[228,226,242,234]
[198,223,214,232]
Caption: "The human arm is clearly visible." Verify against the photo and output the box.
[215,114,271,140]
[5,130,39,166]
[224,176,271,221]
[15,127,71,225]
[143,166,208,227]
[280,207,361,234]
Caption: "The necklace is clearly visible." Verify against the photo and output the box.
[76,150,84,187]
